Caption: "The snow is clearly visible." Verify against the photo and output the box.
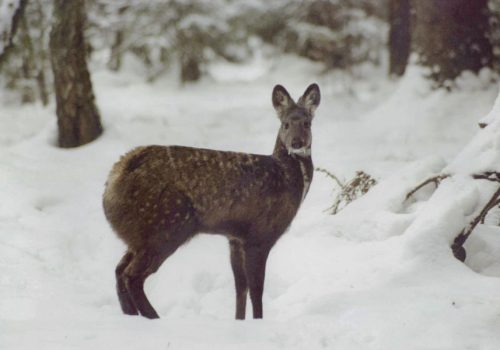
[1,54,500,349]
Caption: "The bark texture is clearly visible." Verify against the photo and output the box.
[50,0,103,148]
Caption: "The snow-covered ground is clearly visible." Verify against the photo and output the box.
[1,55,500,349]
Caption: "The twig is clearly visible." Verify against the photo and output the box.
[405,174,450,200]
[315,167,344,189]
[472,171,500,182]
[316,168,376,215]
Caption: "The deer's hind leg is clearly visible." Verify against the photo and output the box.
[122,247,164,319]
[118,189,198,319]
[123,223,198,318]
[115,251,138,315]
[123,240,185,319]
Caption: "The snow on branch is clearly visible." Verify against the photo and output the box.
[402,90,500,262]
[452,180,500,261]
[405,174,450,201]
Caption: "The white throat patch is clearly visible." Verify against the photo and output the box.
[289,147,311,157]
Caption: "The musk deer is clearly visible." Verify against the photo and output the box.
[103,83,321,320]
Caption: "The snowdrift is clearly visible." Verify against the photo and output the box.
[1,60,500,349]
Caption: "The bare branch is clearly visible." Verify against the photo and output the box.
[405,174,450,201]
[406,171,500,261]
[452,185,500,261]
[472,171,500,182]
[315,167,344,189]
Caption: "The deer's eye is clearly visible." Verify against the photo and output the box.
[284,123,290,130]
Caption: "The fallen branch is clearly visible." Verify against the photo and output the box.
[405,174,450,201]
[451,172,500,261]
[472,171,500,182]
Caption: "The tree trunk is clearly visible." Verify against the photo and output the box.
[107,30,124,72]
[388,0,410,76]
[0,0,28,69]
[50,0,103,148]
[413,0,493,87]
[180,54,201,82]
[19,12,36,104]
[178,29,202,83]
[106,5,128,72]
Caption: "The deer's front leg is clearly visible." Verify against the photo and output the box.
[244,243,271,319]
[230,239,248,320]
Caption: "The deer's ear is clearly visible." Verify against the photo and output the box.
[298,83,320,115]
[272,85,293,116]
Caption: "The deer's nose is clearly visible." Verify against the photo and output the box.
[291,138,303,149]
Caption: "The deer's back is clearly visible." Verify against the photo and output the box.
[103,145,304,247]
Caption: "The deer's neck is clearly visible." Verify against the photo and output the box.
[272,138,313,202]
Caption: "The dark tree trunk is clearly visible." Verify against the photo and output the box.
[413,0,493,87]
[178,29,202,83]
[0,0,28,69]
[180,54,201,82]
[19,13,36,104]
[107,5,129,72]
[107,30,124,72]
[50,0,103,148]
[388,0,411,76]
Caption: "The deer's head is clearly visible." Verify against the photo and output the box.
[272,83,320,157]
